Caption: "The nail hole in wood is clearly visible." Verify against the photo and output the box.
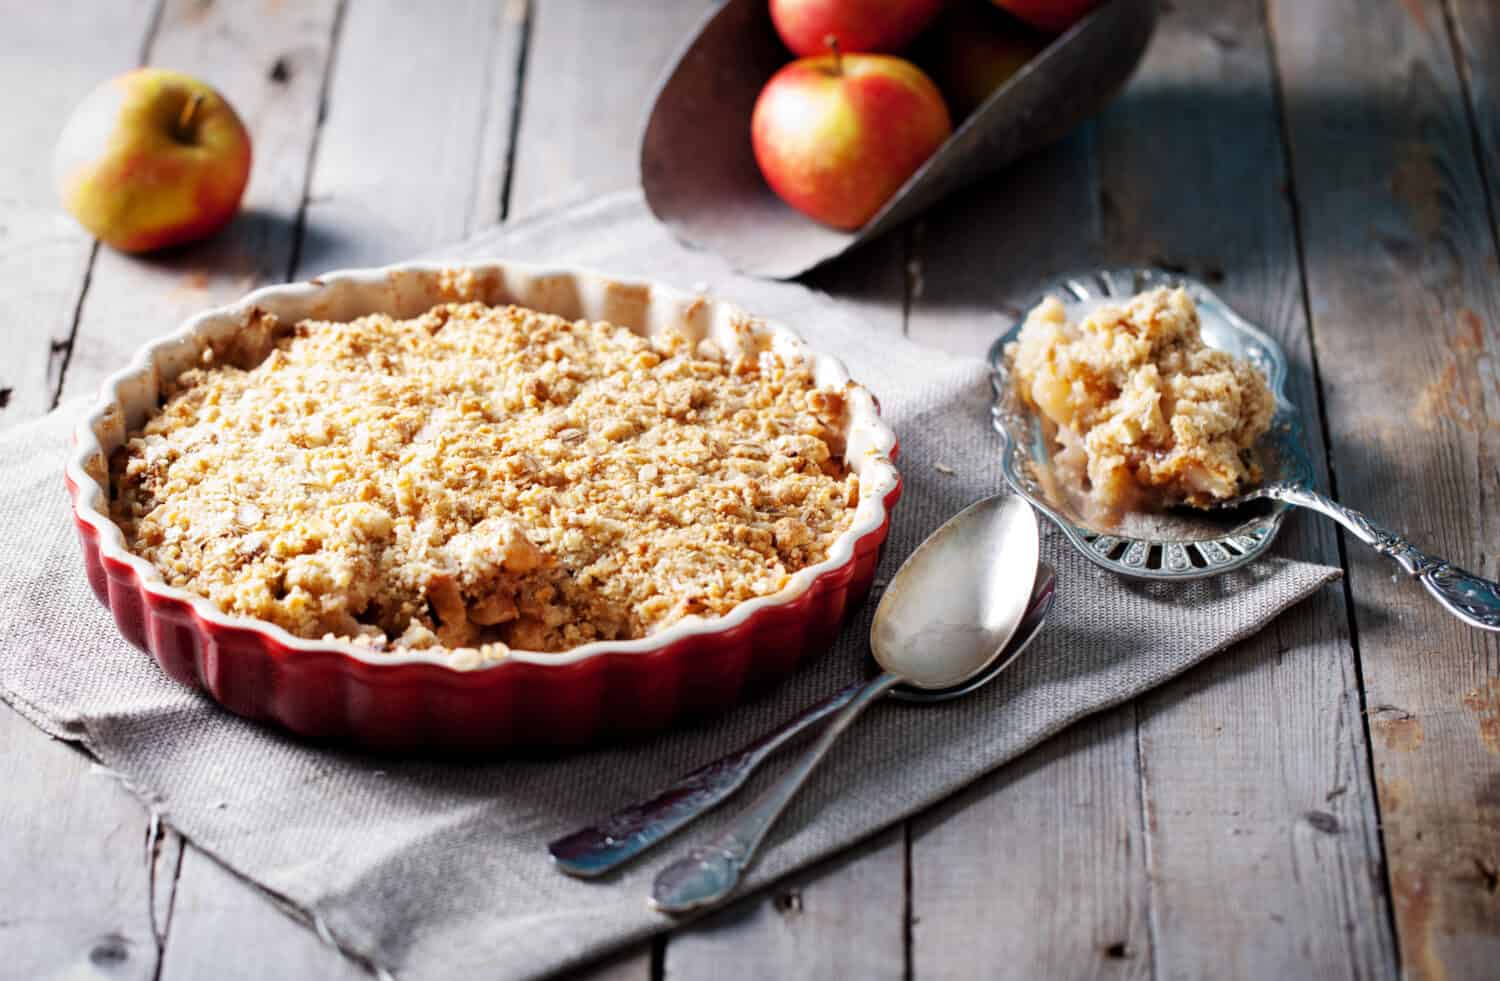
[89,934,130,967]
[1304,810,1340,834]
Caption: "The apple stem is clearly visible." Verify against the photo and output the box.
[176,92,205,141]
[825,34,842,75]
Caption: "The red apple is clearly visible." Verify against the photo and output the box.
[752,49,952,231]
[771,0,947,56]
[913,2,1048,118]
[54,68,252,253]
[991,0,1101,33]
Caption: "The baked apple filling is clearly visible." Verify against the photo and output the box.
[110,296,863,659]
[1005,286,1274,519]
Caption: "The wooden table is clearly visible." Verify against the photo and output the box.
[3,1,1497,978]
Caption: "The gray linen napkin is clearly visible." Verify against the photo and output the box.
[0,192,1338,981]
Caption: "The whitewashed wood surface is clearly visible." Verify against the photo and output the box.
[1,1,1496,978]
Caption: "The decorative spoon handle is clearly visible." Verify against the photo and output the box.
[651,671,904,914]
[1251,482,1500,631]
[548,679,866,878]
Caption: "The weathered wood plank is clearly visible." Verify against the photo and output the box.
[0,708,179,981]
[904,124,1103,357]
[1096,2,1397,977]
[292,0,526,275]
[1268,0,1500,976]
[0,0,156,427]
[667,828,907,981]
[159,848,370,981]
[1448,1,1500,232]
[911,709,1150,980]
[0,5,177,981]
[905,0,1399,975]
[507,0,713,219]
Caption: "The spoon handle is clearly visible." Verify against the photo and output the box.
[651,671,904,914]
[1257,482,1500,631]
[548,679,866,878]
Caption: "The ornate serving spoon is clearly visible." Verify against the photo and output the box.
[1220,482,1500,631]
[989,268,1500,632]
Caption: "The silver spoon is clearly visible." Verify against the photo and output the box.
[649,494,1042,914]
[548,564,1056,879]
[1217,482,1500,632]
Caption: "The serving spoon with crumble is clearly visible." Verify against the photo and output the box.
[989,268,1500,633]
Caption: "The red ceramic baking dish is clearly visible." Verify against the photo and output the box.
[64,261,902,753]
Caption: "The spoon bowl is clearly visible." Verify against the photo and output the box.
[890,562,1055,704]
[873,494,1041,689]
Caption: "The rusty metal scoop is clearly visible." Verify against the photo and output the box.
[640,0,1157,279]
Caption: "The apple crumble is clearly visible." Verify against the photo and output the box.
[109,301,864,658]
[1006,286,1274,515]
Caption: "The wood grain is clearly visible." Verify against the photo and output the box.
[1096,2,1396,977]
[1447,1,1500,240]
[507,0,713,218]
[0,709,179,981]
[1269,0,1500,976]
[159,848,370,981]
[9,0,1500,975]
[51,2,360,978]
[911,710,1151,980]
[666,828,907,981]
[292,0,525,275]
[0,0,156,426]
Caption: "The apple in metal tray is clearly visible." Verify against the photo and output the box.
[751,44,952,231]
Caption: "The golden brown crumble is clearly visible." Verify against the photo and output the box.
[1006,287,1274,515]
[110,301,861,658]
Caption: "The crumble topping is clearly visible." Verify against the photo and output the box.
[1006,286,1274,516]
[110,301,862,658]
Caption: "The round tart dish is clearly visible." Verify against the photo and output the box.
[64,262,901,753]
